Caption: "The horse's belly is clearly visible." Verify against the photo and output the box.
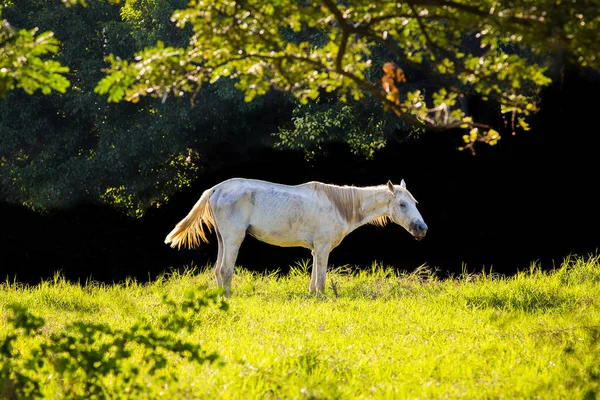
[243,191,338,248]
[247,224,312,248]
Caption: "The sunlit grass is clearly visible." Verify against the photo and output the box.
[1,254,599,399]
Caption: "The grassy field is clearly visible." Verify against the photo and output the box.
[1,254,599,399]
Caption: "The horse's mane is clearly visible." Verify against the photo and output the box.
[306,182,392,227]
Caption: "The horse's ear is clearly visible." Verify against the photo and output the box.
[400,179,406,189]
[387,180,395,193]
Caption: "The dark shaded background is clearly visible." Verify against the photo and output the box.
[1,67,598,284]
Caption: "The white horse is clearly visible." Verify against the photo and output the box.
[165,178,427,296]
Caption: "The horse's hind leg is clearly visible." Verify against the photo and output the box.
[214,225,224,287]
[219,230,245,297]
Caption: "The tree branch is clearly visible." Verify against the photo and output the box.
[321,0,350,74]
[336,29,349,72]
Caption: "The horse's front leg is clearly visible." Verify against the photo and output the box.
[309,250,318,293]
[310,246,330,293]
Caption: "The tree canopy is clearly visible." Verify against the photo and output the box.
[96,0,599,151]
[0,0,289,215]
[0,0,598,215]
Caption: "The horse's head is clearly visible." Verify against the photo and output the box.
[387,180,428,240]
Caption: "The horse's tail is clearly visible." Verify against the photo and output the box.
[164,189,215,249]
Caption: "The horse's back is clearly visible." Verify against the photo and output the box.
[209,178,340,248]
[213,178,315,202]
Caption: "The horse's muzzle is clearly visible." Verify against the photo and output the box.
[411,221,428,240]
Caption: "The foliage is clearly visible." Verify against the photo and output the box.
[0,6,70,96]
[275,93,417,159]
[1,254,599,398]
[0,0,124,96]
[0,0,291,216]
[0,286,227,399]
[96,0,599,152]
[1,0,599,214]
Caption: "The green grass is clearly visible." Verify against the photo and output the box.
[1,254,600,399]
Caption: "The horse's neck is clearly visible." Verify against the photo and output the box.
[350,187,390,230]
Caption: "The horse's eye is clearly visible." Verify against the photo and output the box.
[400,202,407,208]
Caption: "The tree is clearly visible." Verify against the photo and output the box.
[95,0,599,152]
[2,1,598,215]
[0,0,292,216]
